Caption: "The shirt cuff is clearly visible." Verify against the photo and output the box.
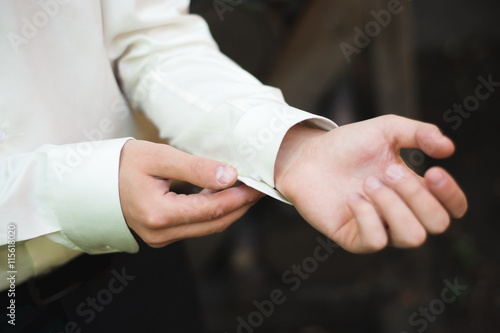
[233,105,336,203]
[46,138,139,254]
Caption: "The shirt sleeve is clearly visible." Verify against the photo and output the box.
[0,138,139,254]
[101,0,336,202]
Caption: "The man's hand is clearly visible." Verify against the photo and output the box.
[275,115,468,254]
[119,140,264,248]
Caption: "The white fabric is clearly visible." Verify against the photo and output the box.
[0,0,336,289]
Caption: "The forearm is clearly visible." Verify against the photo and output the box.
[103,0,336,201]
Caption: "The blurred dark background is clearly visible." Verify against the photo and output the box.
[181,0,500,332]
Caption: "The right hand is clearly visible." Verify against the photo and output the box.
[118,140,264,248]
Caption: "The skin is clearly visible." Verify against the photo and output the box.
[274,115,468,253]
[119,141,264,248]
[119,115,468,253]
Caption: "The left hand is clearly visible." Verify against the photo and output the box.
[274,115,468,254]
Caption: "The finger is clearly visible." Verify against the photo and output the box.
[199,188,217,195]
[149,143,238,190]
[155,184,263,228]
[424,167,468,219]
[148,201,256,248]
[381,115,455,158]
[346,193,388,253]
[363,176,427,248]
[385,164,451,234]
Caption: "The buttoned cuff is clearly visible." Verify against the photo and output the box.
[46,138,139,254]
[233,105,336,203]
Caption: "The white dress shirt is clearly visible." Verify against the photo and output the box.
[0,0,335,290]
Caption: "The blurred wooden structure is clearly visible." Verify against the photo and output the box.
[267,0,418,119]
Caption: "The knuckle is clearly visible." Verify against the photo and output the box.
[380,114,402,126]
[148,242,164,249]
[429,124,441,135]
[400,227,427,247]
[364,236,387,253]
[142,232,178,248]
[211,221,230,234]
[204,203,226,221]
[426,124,441,142]
[177,196,196,223]
[429,211,450,234]
[420,124,441,150]
[190,158,209,179]
[141,232,164,247]
[381,114,398,122]
[399,178,423,197]
[143,214,165,230]
[356,201,374,215]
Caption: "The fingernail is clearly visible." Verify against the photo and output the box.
[365,176,382,191]
[386,164,408,182]
[428,170,446,188]
[216,166,236,185]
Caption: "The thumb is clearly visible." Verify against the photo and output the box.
[149,144,238,190]
[383,115,455,158]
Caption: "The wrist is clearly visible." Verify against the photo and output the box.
[274,123,326,195]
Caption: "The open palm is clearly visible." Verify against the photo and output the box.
[275,115,467,253]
